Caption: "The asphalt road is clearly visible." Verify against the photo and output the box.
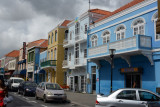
[7,92,82,107]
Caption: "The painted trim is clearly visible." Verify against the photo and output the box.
[90,0,157,29]
[89,7,157,35]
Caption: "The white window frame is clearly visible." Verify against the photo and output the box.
[75,22,80,35]
[101,30,110,44]
[91,35,98,47]
[70,31,72,40]
[132,18,145,36]
[152,11,160,41]
[54,48,57,60]
[115,25,126,40]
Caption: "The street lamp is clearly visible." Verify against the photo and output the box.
[109,49,116,93]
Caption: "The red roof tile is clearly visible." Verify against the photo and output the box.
[94,0,144,23]
[90,9,111,15]
[39,40,48,48]
[5,50,19,57]
[60,20,72,27]
[27,39,48,49]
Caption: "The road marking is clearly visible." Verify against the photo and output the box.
[41,104,48,107]
[27,101,37,103]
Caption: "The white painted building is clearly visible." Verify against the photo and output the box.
[62,9,111,93]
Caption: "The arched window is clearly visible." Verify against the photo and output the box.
[102,30,110,44]
[51,33,53,44]
[152,11,160,40]
[75,22,80,35]
[91,35,98,47]
[48,35,50,45]
[132,18,145,35]
[51,50,53,60]
[115,25,125,40]
[55,30,57,42]
[54,48,57,60]
[70,31,72,40]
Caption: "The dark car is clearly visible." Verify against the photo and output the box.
[18,81,37,96]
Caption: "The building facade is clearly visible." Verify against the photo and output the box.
[27,39,48,83]
[63,9,111,93]
[87,0,160,95]
[40,20,70,86]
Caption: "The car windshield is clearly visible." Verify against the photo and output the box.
[14,79,24,83]
[46,84,62,90]
[25,82,37,87]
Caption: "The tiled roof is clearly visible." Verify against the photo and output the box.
[5,50,19,57]
[27,39,48,49]
[60,20,72,27]
[94,0,144,23]
[90,9,111,15]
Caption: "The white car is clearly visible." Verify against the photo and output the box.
[35,82,67,103]
[8,77,24,91]
[96,88,160,107]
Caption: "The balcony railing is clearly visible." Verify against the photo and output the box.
[75,34,87,43]
[63,39,74,47]
[74,58,87,66]
[62,60,68,67]
[88,35,152,58]
[41,60,56,68]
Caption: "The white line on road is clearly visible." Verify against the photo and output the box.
[41,104,48,107]
[27,101,37,103]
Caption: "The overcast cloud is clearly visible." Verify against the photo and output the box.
[0,0,133,58]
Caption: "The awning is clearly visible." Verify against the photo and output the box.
[34,69,46,74]
[18,59,26,65]
[12,69,26,75]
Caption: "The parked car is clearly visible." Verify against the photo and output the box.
[8,77,24,91]
[95,88,160,107]
[18,81,37,96]
[35,82,67,103]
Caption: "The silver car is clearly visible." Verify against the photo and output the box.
[35,82,67,103]
[95,88,160,107]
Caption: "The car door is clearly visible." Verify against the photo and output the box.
[40,83,45,98]
[115,90,145,107]
[138,90,160,107]
[36,83,41,98]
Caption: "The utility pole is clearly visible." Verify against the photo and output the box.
[156,0,160,34]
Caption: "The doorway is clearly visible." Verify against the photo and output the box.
[74,76,79,92]
[126,74,141,88]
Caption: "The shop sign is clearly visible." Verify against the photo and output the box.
[120,67,143,73]
[27,65,34,72]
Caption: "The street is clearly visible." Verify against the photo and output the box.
[7,91,96,107]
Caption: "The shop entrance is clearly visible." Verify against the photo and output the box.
[126,74,141,88]
[74,76,79,92]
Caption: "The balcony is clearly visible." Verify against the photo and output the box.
[41,60,56,68]
[63,39,74,48]
[74,58,87,67]
[62,60,68,68]
[75,34,87,43]
[88,35,152,58]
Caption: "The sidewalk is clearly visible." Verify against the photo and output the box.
[66,91,96,107]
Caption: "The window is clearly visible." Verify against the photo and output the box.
[51,33,53,44]
[65,30,68,40]
[69,53,71,61]
[139,91,160,101]
[117,90,137,100]
[132,18,145,35]
[85,24,87,34]
[28,51,34,62]
[152,12,160,40]
[115,25,125,40]
[48,35,50,45]
[64,48,68,60]
[91,35,98,47]
[51,50,53,60]
[75,44,79,58]
[84,49,87,58]
[70,31,72,40]
[102,30,110,44]
[48,51,50,60]
[55,30,57,42]
[75,22,80,35]
[54,48,57,60]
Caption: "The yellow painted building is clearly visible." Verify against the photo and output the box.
[44,20,71,86]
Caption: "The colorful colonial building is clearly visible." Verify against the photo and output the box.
[87,0,160,95]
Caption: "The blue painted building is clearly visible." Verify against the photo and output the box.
[87,0,160,95]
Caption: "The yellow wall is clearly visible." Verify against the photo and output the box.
[47,27,67,86]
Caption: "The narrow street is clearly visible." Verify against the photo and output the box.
[7,92,84,107]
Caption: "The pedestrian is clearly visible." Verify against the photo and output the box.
[26,77,29,81]
[133,81,136,88]
[0,78,8,107]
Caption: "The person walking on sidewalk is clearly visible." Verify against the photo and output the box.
[0,78,8,107]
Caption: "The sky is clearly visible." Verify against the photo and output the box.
[0,0,133,58]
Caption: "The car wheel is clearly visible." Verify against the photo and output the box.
[43,95,47,103]
[23,91,26,96]
[35,94,38,100]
